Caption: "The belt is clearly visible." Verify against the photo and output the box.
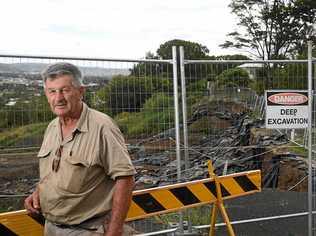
[53,222,99,231]
[51,213,109,231]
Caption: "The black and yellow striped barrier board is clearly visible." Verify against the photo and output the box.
[127,169,260,220]
[0,210,44,236]
[0,170,260,235]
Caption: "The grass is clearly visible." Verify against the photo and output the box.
[115,110,174,138]
[287,145,307,157]
[0,122,48,148]
[114,93,175,138]
[157,206,212,227]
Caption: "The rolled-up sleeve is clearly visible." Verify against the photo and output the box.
[101,126,136,180]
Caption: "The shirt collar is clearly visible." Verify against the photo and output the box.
[74,102,89,133]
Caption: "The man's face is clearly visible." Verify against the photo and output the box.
[45,75,85,118]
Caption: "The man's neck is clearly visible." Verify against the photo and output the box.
[59,103,83,138]
[60,117,78,129]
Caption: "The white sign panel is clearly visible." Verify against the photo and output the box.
[265,90,308,129]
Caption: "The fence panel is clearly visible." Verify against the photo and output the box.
[0,48,315,235]
[312,46,316,236]
[181,57,310,235]
[0,55,184,234]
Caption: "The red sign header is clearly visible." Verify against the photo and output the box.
[267,92,308,105]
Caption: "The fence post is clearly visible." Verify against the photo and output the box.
[172,46,181,183]
[307,40,313,236]
[172,46,184,233]
[179,47,194,234]
[179,46,190,171]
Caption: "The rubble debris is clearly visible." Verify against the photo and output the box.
[129,101,311,191]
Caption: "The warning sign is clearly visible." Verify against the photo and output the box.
[265,90,308,129]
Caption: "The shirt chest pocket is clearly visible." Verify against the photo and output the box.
[38,149,52,180]
[56,154,96,194]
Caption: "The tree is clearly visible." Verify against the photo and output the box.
[157,39,213,83]
[157,39,210,59]
[129,51,165,78]
[215,68,251,88]
[96,75,171,116]
[131,39,211,79]
[221,0,316,59]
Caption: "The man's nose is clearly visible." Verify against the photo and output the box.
[55,90,65,100]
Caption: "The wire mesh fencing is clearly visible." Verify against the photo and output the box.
[0,56,175,150]
[311,47,316,236]
[0,47,315,235]
[0,54,180,234]
[179,56,311,235]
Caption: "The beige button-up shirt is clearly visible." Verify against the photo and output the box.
[38,103,136,225]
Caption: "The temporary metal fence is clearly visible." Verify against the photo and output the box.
[310,42,316,236]
[179,44,315,236]
[0,43,315,235]
[0,53,180,235]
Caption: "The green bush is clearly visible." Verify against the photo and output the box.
[215,68,251,88]
[143,92,174,112]
[114,93,174,137]
[186,79,208,94]
[96,75,171,116]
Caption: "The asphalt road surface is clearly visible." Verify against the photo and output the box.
[204,189,309,236]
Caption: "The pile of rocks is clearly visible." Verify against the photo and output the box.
[130,101,310,192]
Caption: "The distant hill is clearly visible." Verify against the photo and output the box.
[0,63,130,78]
[0,63,24,73]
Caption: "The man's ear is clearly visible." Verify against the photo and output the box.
[79,86,86,100]
[79,86,86,96]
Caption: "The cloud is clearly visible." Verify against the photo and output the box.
[0,0,239,58]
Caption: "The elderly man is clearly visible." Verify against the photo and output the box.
[24,62,136,236]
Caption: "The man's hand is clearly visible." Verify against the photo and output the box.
[24,188,41,214]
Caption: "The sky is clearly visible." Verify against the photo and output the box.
[0,0,241,59]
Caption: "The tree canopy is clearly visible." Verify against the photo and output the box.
[131,39,212,79]
[157,39,210,59]
[215,67,251,88]
[221,0,316,59]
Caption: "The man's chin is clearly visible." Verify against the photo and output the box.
[53,109,69,117]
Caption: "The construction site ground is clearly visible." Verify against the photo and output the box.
[0,153,309,236]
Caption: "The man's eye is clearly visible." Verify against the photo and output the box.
[48,89,57,94]
[62,89,71,93]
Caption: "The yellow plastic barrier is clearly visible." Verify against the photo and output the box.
[0,169,261,236]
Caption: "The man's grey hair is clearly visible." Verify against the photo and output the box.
[41,62,84,88]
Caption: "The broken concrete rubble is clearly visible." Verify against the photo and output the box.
[131,101,311,192]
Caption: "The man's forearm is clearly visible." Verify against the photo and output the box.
[105,176,135,236]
